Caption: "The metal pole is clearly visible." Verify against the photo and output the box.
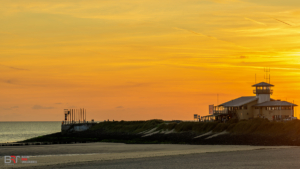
[292,101,293,119]
[290,105,292,119]
[280,105,281,121]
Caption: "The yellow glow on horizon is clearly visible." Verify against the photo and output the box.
[1,0,300,121]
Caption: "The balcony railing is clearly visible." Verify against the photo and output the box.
[253,89,273,94]
[214,110,236,115]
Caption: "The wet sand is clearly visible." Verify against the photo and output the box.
[0,143,294,168]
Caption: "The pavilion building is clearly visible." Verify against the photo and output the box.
[202,82,297,121]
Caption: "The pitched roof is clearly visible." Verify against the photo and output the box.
[253,101,298,107]
[252,82,274,87]
[219,96,258,107]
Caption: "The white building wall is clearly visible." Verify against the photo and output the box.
[262,109,294,121]
[257,94,270,103]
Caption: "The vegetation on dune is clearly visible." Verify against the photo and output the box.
[89,119,164,133]
[154,118,300,136]
[233,118,300,137]
[88,118,300,136]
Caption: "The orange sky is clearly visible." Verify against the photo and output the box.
[1,0,300,121]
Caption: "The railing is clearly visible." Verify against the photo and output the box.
[214,110,237,115]
[62,120,93,125]
[214,110,227,114]
[253,89,273,94]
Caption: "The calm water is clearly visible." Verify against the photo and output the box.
[0,122,61,143]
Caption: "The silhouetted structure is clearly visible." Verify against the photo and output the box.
[63,108,86,124]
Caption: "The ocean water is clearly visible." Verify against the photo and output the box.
[0,122,61,143]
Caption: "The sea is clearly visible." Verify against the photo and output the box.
[0,122,61,143]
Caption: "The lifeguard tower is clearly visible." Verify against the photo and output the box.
[252,82,274,103]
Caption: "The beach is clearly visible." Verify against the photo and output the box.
[0,143,295,168]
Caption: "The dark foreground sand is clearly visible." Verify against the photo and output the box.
[0,143,296,169]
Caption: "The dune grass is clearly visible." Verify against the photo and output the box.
[87,118,300,137]
[89,119,164,133]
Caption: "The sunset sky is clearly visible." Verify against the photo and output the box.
[1,0,300,121]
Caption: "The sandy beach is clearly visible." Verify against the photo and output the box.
[0,142,295,168]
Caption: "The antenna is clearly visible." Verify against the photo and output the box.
[269,68,271,83]
[255,74,256,84]
[264,67,270,83]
